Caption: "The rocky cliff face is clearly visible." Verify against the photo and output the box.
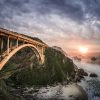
[3,47,77,86]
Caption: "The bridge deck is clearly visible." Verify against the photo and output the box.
[0,28,47,47]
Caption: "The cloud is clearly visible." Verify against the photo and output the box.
[0,0,100,53]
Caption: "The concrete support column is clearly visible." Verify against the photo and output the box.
[36,45,38,48]
[7,36,9,55]
[1,37,4,54]
[10,39,12,48]
[23,40,25,44]
[16,38,18,47]
[41,47,45,64]
[41,47,45,55]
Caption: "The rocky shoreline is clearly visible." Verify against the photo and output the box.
[75,68,98,82]
[9,83,88,100]
[0,47,92,100]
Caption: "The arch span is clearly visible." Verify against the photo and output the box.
[0,44,43,70]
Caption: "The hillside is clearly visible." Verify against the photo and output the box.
[0,38,78,99]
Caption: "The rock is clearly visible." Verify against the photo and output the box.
[80,75,84,79]
[78,68,88,76]
[74,68,88,82]
[89,73,98,77]
[62,84,88,100]
[74,77,81,82]
[83,72,88,76]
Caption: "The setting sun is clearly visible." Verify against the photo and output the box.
[79,46,88,54]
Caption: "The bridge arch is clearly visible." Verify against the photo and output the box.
[0,44,43,70]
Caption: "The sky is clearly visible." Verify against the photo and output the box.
[0,0,100,56]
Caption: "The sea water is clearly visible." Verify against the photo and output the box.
[74,60,100,100]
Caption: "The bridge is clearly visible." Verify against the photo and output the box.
[0,28,48,70]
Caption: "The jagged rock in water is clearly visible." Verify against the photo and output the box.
[78,68,88,76]
[89,73,98,77]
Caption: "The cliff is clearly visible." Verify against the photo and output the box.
[0,38,78,99]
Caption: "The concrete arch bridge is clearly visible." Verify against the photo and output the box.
[0,28,48,70]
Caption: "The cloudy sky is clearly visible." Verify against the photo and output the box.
[0,0,100,56]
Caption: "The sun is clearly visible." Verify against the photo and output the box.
[79,46,88,54]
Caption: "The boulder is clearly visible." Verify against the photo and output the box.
[65,84,88,100]
[83,72,88,76]
[89,73,98,77]
[78,68,88,76]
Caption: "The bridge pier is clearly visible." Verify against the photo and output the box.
[0,37,4,54]
[38,47,45,64]
[16,38,18,47]
[41,47,45,63]
[9,39,12,48]
[7,36,10,55]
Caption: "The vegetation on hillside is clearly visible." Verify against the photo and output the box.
[0,47,77,99]
[3,47,76,86]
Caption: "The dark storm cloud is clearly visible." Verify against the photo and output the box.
[0,0,30,18]
[0,0,99,25]
[41,0,85,23]
[82,0,100,19]
[0,0,100,48]
[0,0,85,26]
